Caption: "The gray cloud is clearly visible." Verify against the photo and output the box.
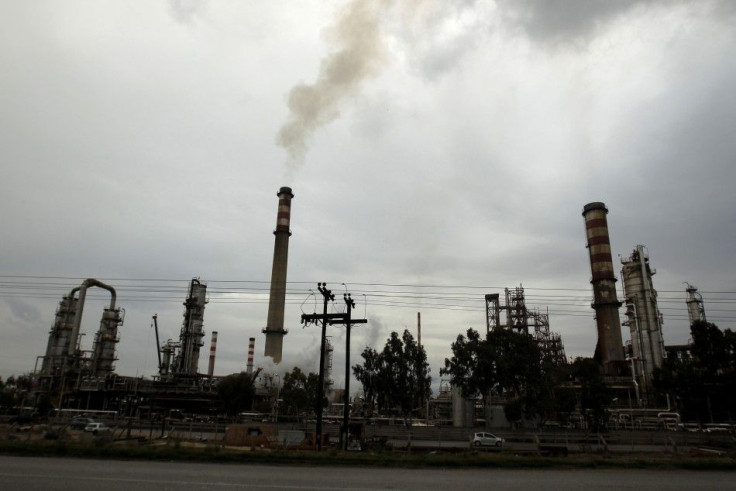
[6,298,42,324]
[498,0,643,43]
[168,0,207,24]
[0,1,734,386]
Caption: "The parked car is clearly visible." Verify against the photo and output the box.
[70,417,96,430]
[84,422,110,434]
[473,432,504,447]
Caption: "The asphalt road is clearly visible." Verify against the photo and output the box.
[0,455,733,490]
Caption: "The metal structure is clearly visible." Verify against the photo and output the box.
[529,310,566,366]
[172,278,208,376]
[582,202,625,371]
[263,186,294,363]
[621,245,665,394]
[484,294,501,334]
[685,283,707,325]
[207,331,218,377]
[484,285,566,365]
[505,286,528,333]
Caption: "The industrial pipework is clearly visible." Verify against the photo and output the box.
[69,279,119,361]
[263,186,294,363]
[582,202,625,370]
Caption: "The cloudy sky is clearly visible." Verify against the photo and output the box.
[1,0,735,394]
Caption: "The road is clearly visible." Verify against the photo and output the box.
[0,455,733,490]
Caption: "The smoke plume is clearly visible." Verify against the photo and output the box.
[276,1,391,168]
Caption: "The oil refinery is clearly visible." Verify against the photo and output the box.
[3,193,719,436]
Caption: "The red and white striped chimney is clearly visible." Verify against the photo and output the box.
[247,337,255,375]
[583,202,624,371]
[207,331,218,377]
[263,187,294,363]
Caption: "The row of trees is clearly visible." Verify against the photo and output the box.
[214,328,609,430]
[440,328,611,430]
[655,320,736,422]
[217,329,432,421]
[216,367,325,418]
[353,329,431,421]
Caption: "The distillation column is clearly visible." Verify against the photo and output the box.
[685,283,707,325]
[173,279,208,375]
[621,245,665,391]
[41,291,79,375]
[91,306,124,377]
[263,186,294,363]
[582,202,625,371]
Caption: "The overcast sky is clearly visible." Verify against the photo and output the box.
[1,0,735,394]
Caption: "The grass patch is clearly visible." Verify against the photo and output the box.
[0,440,734,470]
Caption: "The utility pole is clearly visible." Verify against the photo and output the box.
[329,294,367,451]
[301,285,367,452]
[301,282,334,451]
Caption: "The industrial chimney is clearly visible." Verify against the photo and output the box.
[582,202,625,371]
[208,331,218,377]
[247,337,255,375]
[263,186,294,363]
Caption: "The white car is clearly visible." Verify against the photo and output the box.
[84,422,110,434]
[473,432,504,448]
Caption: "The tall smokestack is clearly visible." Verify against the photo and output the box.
[417,312,421,348]
[263,186,294,363]
[247,337,255,375]
[208,331,218,377]
[582,202,624,371]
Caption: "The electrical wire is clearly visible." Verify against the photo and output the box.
[0,275,734,322]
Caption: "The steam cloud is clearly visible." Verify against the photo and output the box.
[276,0,392,168]
[277,0,669,170]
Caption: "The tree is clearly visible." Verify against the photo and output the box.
[353,329,432,420]
[441,328,545,427]
[353,347,383,415]
[655,321,736,422]
[217,372,255,416]
[280,366,324,417]
[571,357,612,432]
[441,328,491,399]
